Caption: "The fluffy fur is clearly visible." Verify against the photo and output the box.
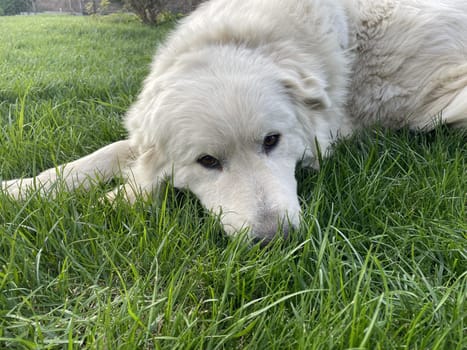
[2,0,467,242]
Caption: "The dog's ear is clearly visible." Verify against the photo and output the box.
[281,73,331,110]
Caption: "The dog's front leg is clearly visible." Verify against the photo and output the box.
[1,140,133,200]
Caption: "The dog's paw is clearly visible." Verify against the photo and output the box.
[103,183,147,205]
[103,184,134,204]
[102,186,120,204]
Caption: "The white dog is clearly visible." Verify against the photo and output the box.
[2,0,467,243]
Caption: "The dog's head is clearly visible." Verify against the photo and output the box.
[125,46,334,243]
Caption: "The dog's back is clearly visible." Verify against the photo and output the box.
[347,0,467,129]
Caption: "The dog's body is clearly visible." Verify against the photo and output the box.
[3,0,467,242]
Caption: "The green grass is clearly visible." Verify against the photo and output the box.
[0,15,466,349]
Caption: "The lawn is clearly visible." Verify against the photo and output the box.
[0,14,466,349]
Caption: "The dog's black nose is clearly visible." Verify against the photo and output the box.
[252,236,273,247]
[252,223,290,247]
[282,224,290,240]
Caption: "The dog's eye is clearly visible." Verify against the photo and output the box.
[263,134,281,154]
[197,155,222,170]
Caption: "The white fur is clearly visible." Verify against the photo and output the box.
[2,0,467,242]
